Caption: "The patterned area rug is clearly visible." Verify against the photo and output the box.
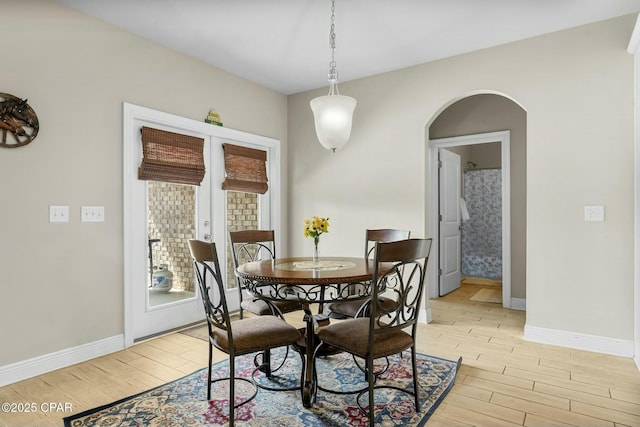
[64,348,461,426]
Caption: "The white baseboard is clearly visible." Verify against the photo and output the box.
[421,307,432,324]
[510,298,526,311]
[524,325,634,357]
[0,335,125,387]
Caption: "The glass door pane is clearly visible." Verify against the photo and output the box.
[225,190,260,290]
[147,181,197,307]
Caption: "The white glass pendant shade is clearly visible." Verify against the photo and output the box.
[310,94,356,152]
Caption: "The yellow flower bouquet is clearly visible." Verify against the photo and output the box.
[304,216,329,262]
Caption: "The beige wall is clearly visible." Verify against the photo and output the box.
[0,0,288,366]
[430,94,526,299]
[443,143,502,172]
[288,15,635,341]
[469,143,502,169]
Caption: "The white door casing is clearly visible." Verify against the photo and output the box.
[626,15,640,371]
[439,149,462,296]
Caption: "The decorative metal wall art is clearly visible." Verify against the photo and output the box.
[0,93,39,148]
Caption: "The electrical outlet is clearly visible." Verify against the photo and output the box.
[584,205,604,222]
[81,206,105,222]
[49,205,69,223]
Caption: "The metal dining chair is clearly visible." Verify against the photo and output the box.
[326,228,410,319]
[312,238,433,427]
[229,229,302,319]
[188,239,304,426]
[229,230,303,381]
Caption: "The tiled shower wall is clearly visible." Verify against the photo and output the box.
[148,181,196,292]
[462,169,502,280]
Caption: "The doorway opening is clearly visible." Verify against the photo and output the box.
[461,155,503,291]
[429,131,512,307]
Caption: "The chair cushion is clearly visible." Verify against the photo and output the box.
[317,317,413,359]
[326,299,366,318]
[212,315,302,354]
[327,296,397,318]
[241,298,302,316]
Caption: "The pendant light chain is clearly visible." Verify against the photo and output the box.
[328,0,339,94]
[310,0,356,153]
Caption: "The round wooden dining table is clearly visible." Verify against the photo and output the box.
[235,256,383,407]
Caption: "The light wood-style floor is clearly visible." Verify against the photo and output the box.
[1,283,639,426]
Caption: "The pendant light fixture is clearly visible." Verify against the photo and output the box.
[310,0,356,153]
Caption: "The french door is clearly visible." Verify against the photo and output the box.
[125,120,211,341]
[123,104,280,345]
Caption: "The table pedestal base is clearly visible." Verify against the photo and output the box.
[297,305,342,407]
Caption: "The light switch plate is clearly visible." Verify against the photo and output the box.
[584,205,604,222]
[81,206,105,222]
[49,205,69,223]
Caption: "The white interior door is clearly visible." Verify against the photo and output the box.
[439,148,462,296]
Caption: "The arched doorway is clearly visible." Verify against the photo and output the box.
[426,93,527,312]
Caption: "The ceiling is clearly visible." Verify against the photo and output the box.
[55,0,640,95]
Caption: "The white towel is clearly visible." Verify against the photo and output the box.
[460,197,470,222]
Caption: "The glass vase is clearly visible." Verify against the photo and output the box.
[313,237,320,265]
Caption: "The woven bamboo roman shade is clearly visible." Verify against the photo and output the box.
[138,126,206,186]
[221,143,268,194]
